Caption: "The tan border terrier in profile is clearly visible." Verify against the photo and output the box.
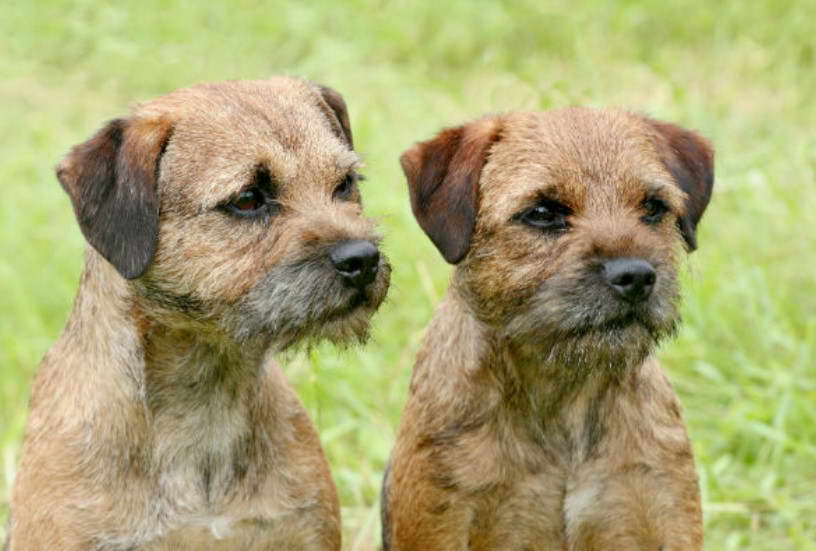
[7,78,390,550]
[382,108,713,550]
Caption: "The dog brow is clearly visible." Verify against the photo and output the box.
[526,182,576,208]
[335,150,363,171]
[641,177,686,209]
[643,179,672,193]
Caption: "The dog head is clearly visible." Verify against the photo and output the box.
[56,78,390,348]
[402,108,713,367]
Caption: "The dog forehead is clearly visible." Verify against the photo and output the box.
[480,108,674,212]
[144,79,356,204]
[146,78,343,149]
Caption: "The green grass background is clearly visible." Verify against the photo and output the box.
[1,1,814,548]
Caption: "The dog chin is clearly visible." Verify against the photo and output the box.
[224,258,390,347]
[508,305,678,369]
[579,310,670,336]
[519,326,651,370]
[275,302,376,351]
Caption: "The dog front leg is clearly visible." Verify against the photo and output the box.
[383,476,472,551]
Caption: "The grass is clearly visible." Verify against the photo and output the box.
[1,1,815,548]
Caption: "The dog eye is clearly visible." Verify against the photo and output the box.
[519,200,571,231]
[641,197,669,224]
[221,187,279,219]
[333,173,359,201]
[219,166,282,219]
[231,188,264,212]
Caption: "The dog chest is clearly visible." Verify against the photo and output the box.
[136,510,329,550]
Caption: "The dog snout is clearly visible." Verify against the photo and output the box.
[329,239,380,289]
[603,258,656,303]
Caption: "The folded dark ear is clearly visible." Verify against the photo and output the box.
[645,118,714,251]
[315,84,354,149]
[56,117,172,279]
[401,117,501,264]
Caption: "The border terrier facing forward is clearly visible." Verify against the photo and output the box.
[382,109,713,550]
[7,78,390,550]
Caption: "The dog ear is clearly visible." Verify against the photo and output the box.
[401,117,502,264]
[56,117,172,279]
[645,118,714,251]
[315,84,354,149]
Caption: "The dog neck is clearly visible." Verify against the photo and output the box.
[65,250,270,405]
[416,287,647,428]
[53,250,280,503]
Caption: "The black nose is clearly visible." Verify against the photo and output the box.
[329,240,380,289]
[603,258,656,303]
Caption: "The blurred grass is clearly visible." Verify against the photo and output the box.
[1,1,815,549]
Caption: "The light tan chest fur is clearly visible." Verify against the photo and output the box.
[10,348,340,551]
[389,358,701,550]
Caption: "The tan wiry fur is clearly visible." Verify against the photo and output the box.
[383,108,712,550]
[8,78,390,550]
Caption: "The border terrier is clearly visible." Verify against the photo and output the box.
[382,108,713,550]
[7,77,390,550]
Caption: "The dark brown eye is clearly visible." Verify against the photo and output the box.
[641,197,669,224]
[232,188,264,212]
[219,165,281,220]
[221,186,278,219]
[334,173,359,201]
[518,200,571,232]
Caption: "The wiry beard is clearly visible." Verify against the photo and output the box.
[221,255,390,351]
[518,319,678,372]
[504,269,681,371]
